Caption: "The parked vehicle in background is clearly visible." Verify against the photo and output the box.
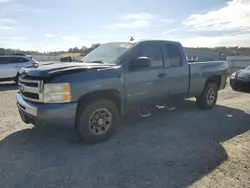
[0,54,39,83]
[16,40,228,144]
[230,65,250,92]
[60,56,72,62]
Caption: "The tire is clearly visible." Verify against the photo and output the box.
[76,99,119,144]
[231,84,238,91]
[14,73,19,84]
[196,83,218,110]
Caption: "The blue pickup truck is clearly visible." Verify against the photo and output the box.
[16,40,228,143]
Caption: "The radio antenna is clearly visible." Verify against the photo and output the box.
[130,37,135,42]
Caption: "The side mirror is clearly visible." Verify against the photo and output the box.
[130,57,151,70]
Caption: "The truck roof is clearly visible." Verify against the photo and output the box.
[137,39,180,44]
[103,40,180,45]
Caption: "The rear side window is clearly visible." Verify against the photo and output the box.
[135,43,164,67]
[165,43,182,67]
[10,57,29,63]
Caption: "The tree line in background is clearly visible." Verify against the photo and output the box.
[0,45,250,57]
[0,43,100,56]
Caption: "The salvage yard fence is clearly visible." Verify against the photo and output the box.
[227,56,250,74]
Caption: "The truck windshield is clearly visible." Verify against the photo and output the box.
[81,42,133,65]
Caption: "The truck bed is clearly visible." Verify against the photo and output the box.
[187,61,228,98]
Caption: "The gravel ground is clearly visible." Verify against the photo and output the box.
[0,82,249,188]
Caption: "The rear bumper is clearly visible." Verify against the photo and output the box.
[16,92,77,128]
[230,78,250,92]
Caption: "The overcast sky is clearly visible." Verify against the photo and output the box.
[0,0,250,51]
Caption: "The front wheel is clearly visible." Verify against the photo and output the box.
[196,83,218,110]
[76,99,119,144]
[14,73,19,84]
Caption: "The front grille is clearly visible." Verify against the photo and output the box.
[22,92,39,99]
[22,82,38,87]
[19,77,43,102]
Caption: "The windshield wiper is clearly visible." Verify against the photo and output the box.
[82,60,115,66]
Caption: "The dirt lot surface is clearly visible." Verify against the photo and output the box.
[0,82,249,188]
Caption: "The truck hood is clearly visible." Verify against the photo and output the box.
[20,62,112,78]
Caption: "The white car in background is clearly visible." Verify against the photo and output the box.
[0,54,39,83]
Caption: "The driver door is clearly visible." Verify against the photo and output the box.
[124,41,170,110]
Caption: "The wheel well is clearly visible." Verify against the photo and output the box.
[77,90,121,113]
[206,75,221,89]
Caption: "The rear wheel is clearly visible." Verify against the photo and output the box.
[76,99,119,144]
[196,83,218,110]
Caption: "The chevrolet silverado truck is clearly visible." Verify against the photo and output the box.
[16,40,228,143]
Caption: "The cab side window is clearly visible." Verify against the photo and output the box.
[165,43,182,67]
[135,43,164,67]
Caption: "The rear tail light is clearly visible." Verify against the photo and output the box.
[33,61,39,66]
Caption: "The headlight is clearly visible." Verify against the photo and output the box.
[43,83,71,103]
[231,73,236,79]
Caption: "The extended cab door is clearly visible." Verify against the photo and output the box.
[124,41,170,109]
[163,42,189,102]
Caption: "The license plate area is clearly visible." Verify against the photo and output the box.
[18,110,36,124]
[19,110,27,122]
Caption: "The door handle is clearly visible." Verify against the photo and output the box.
[158,72,167,78]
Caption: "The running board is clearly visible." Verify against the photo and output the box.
[137,108,151,117]
[157,102,176,111]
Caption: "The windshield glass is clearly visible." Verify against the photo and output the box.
[246,65,250,70]
[81,42,133,65]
